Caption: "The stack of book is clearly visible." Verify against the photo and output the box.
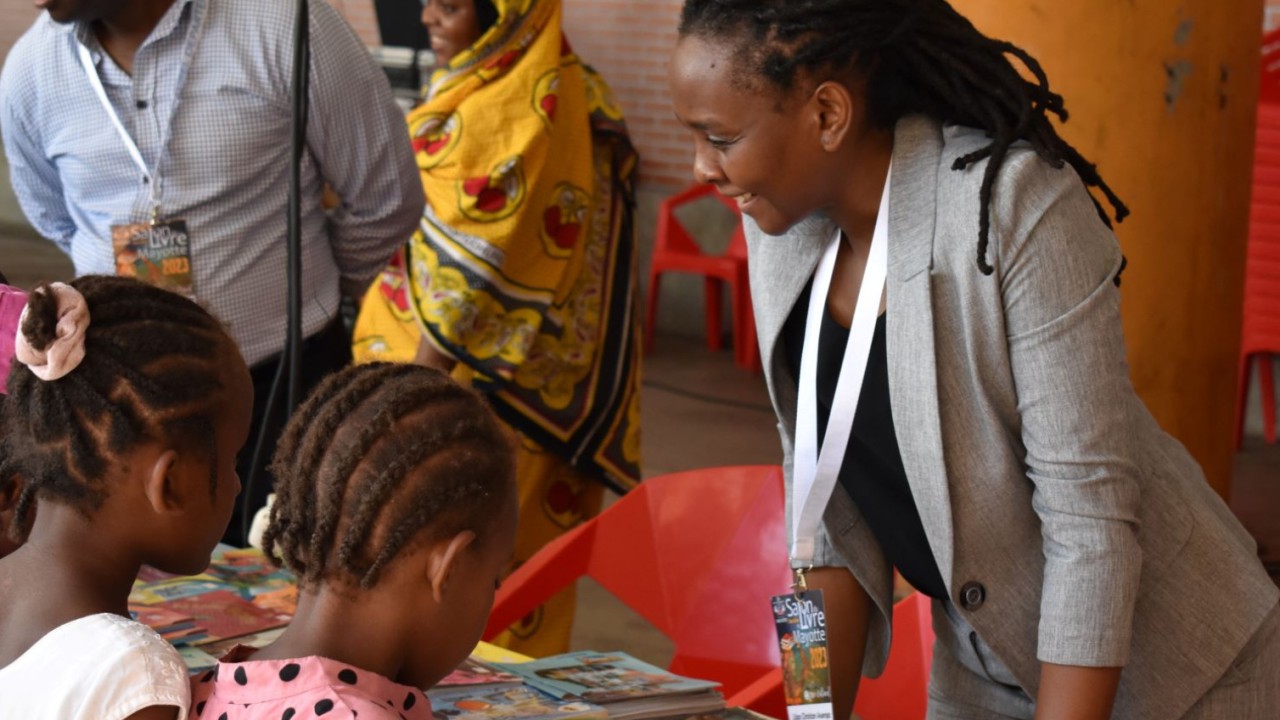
[493,651,725,720]
[128,545,297,673]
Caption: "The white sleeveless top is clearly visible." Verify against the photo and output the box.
[0,613,190,719]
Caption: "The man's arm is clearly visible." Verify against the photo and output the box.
[302,0,424,292]
[1,84,77,252]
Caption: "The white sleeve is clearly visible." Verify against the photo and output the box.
[87,619,191,720]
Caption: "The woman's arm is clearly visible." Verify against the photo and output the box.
[804,567,873,720]
[1034,663,1122,720]
[994,155,1143,710]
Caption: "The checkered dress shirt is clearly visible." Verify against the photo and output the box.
[0,0,423,365]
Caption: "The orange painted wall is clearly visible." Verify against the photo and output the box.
[950,1,1266,497]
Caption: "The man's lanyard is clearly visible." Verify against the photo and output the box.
[75,0,208,222]
[790,165,891,580]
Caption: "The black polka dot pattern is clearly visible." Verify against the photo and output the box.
[218,714,228,720]
[201,670,215,683]
[279,663,301,682]
[316,698,335,715]
[338,668,358,684]
[234,666,249,686]
[282,709,296,720]
[404,692,416,710]
[196,701,205,716]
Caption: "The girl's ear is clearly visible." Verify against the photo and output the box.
[141,448,182,514]
[427,530,477,603]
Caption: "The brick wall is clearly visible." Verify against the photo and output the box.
[561,0,689,190]
[327,0,380,47]
[0,0,379,58]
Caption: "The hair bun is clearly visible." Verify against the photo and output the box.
[19,283,60,352]
[13,282,90,381]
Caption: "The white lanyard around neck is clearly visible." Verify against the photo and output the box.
[75,0,206,219]
[790,165,891,570]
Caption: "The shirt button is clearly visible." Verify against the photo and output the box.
[959,581,986,610]
[136,100,148,109]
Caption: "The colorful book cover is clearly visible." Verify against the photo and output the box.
[496,652,719,703]
[427,684,606,720]
[179,646,220,675]
[205,547,296,597]
[471,642,532,665]
[156,590,291,646]
[129,575,227,605]
[251,586,298,616]
[439,658,523,688]
[199,626,288,658]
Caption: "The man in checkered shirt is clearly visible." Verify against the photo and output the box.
[1,0,424,542]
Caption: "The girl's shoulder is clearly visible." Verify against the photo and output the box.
[192,652,432,720]
[0,613,190,719]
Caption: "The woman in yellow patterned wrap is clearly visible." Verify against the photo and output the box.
[353,0,642,657]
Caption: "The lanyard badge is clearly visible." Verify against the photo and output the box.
[111,219,193,294]
[770,165,891,718]
[772,587,834,720]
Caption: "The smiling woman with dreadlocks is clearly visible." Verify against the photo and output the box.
[669,1,1279,719]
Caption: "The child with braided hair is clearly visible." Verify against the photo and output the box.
[190,362,518,720]
[0,276,253,719]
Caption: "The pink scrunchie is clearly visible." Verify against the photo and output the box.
[0,284,28,393]
[12,282,90,382]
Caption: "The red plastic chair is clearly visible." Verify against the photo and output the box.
[483,465,935,720]
[1237,30,1280,446]
[485,466,790,717]
[645,185,760,372]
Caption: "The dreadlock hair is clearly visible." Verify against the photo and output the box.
[0,276,233,540]
[679,0,1129,275]
[262,362,516,590]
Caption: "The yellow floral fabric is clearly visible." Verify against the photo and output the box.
[352,0,641,491]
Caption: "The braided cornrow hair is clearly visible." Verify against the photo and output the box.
[0,276,233,540]
[262,362,515,590]
[679,0,1128,275]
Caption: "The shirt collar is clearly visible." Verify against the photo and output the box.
[62,0,198,57]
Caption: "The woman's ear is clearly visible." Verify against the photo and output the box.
[427,530,477,603]
[141,448,182,514]
[810,79,856,152]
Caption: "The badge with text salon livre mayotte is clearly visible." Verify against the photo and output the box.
[772,586,834,720]
[112,218,194,296]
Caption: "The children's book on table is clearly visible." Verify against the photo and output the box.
[494,651,725,720]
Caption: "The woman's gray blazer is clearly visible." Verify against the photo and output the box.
[746,114,1278,720]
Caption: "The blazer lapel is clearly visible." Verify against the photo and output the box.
[886,116,956,590]
[748,213,834,416]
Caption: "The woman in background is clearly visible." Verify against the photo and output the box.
[353,0,642,657]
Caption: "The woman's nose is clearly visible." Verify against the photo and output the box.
[692,147,723,185]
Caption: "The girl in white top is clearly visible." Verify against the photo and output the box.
[0,276,253,720]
